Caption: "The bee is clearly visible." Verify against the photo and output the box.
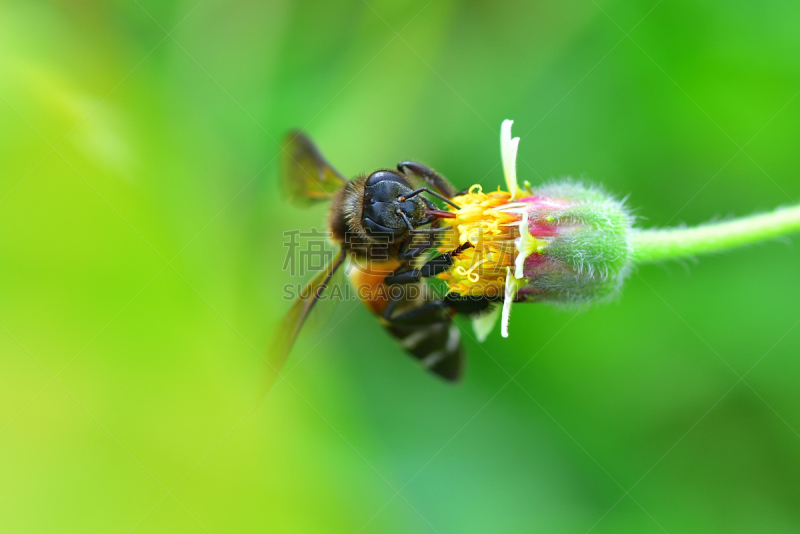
[272,131,494,381]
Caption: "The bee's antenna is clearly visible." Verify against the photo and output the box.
[399,187,461,210]
[410,226,452,234]
[398,209,453,234]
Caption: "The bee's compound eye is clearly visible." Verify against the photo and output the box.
[365,170,404,187]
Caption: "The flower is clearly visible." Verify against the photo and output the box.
[437,120,633,339]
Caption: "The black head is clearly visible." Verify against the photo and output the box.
[361,170,426,241]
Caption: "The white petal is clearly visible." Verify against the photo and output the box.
[472,303,501,342]
[500,120,520,199]
[501,268,516,338]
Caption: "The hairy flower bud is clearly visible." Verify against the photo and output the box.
[503,182,633,304]
[433,118,800,340]
[437,120,633,338]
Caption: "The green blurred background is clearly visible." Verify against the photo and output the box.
[2,0,799,532]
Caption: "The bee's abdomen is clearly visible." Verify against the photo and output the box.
[387,321,463,381]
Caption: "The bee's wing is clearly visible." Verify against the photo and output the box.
[267,250,346,376]
[282,131,347,206]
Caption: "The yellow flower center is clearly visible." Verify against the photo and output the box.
[437,185,522,297]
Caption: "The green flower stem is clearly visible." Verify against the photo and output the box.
[631,204,800,264]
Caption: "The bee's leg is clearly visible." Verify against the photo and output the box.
[385,251,456,286]
[387,233,439,288]
[384,269,420,286]
[387,239,474,286]
[392,239,475,284]
[381,296,400,321]
[398,232,434,261]
[421,253,457,277]
[384,294,496,323]
[443,294,498,316]
[397,161,458,199]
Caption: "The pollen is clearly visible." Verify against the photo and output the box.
[437,185,530,298]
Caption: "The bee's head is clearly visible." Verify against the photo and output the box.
[361,170,426,241]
